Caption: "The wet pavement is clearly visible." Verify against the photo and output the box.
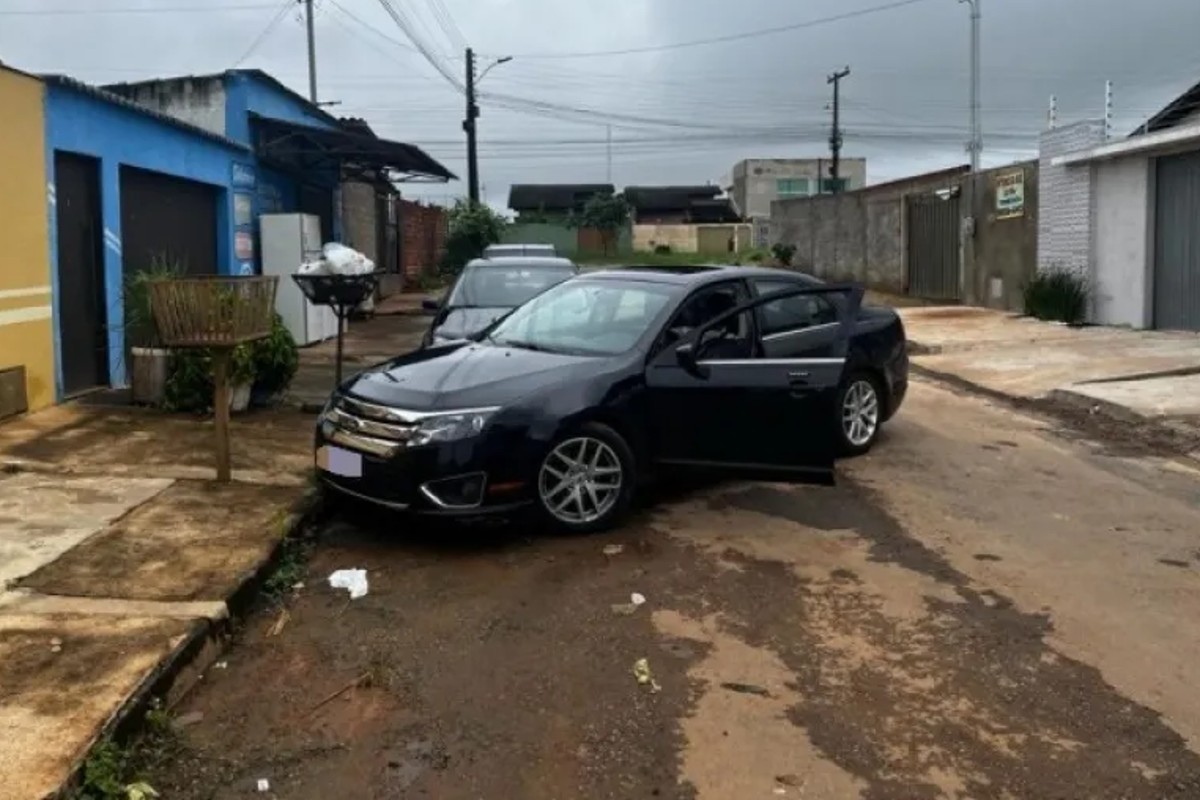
[144,379,1200,799]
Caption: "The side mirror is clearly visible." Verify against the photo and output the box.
[675,342,709,379]
[421,298,439,314]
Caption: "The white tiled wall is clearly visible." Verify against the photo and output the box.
[1037,120,1106,277]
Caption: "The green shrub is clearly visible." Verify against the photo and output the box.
[653,244,672,255]
[162,344,254,413]
[1023,268,1089,324]
[251,313,299,398]
[440,201,508,278]
[771,242,797,266]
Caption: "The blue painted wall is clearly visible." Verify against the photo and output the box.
[223,71,338,145]
[44,82,249,392]
[223,71,344,251]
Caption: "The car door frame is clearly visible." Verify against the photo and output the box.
[645,282,864,485]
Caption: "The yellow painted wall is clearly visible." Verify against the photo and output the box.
[0,66,54,412]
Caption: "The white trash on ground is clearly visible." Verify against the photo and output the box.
[328,568,370,599]
[630,592,646,606]
[256,778,271,792]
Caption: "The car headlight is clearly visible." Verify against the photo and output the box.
[408,408,500,447]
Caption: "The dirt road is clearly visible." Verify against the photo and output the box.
[147,379,1200,799]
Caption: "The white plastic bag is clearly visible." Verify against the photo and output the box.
[328,568,369,599]
[322,242,375,276]
[297,258,329,275]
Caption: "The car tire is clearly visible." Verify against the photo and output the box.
[535,422,637,534]
[836,371,884,457]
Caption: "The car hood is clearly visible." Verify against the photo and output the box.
[346,342,595,410]
[431,306,512,341]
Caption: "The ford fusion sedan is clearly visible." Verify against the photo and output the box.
[316,266,907,533]
[420,256,578,347]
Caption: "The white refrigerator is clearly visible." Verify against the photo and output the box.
[260,213,337,346]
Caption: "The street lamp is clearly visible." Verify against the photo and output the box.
[464,51,513,204]
[959,0,981,171]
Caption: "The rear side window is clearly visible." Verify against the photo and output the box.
[753,279,838,337]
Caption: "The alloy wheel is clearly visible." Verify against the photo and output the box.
[538,436,624,525]
[842,379,880,448]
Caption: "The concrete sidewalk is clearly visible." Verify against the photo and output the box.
[0,404,316,800]
[899,306,1200,451]
[287,298,431,411]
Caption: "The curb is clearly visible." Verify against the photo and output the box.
[911,363,1200,466]
[49,485,325,800]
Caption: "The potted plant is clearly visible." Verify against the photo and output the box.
[125,257,181,404]
[250,313,299,408]
[229,343,256,413]
[161,343,257,413]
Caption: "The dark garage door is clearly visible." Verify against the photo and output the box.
[1154,152,1200,331]
[120,166,219,277]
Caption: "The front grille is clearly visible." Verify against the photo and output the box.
[323,397,421,457]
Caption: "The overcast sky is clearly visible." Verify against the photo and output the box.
[3,0,1199,209]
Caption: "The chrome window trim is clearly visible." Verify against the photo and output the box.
[698,357,846,366]
[761,321,840,342]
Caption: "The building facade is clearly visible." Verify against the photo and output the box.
[1040,80,1200,331]
[0,64,54,413]
[725,158,868,220]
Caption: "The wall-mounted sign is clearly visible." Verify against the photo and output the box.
[995,170,1025,219]
[235,230,254,261]
[233,193,254,226]
[231,163,256,189]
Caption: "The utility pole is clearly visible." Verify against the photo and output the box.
[827,66,850,194]
[606,125,613,183]
[303,0,317,103]
[463,47,480,204]
[960,0,981,170]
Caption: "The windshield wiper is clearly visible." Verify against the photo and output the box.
[498,339,550,353]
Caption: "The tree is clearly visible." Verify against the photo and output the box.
[441,200,508,277]
[572,192,630,256]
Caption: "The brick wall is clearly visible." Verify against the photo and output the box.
[340,181,378,265]
[398,199,446,286]
[1037,120,1105,277]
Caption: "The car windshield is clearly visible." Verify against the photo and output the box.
[448,263,574,308]
[487,279,677,356]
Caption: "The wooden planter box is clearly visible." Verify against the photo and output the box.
[0,365,28,420]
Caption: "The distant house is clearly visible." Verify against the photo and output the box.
[723,158,868,220]
[508,183,614,222]
[623,185,740,224]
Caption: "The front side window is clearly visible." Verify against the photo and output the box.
[662,282,755,360]
[754,279,839,337]
[449,264,574,308]
[489,280,676,355]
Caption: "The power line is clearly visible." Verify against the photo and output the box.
[490,0,935,59]
[425,0,467,52]
[232,0,295,68]
[0,3,278,15]
[373,0,463,90]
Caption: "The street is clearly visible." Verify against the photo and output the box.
[146,377,1200,799]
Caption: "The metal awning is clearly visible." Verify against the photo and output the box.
[251,114,455,183]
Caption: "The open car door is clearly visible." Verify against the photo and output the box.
[645,283,864,485]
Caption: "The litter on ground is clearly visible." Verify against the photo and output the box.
[632,658,661,693]
[328,568,370,599]
[630,592,646,606]
[602,544,624,557]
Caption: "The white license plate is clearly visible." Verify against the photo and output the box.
[316,445,363,478]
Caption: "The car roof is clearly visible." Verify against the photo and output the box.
[465,256,576,268]
[581,265,820,286]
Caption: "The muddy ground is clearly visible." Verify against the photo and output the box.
[144,379,1200,799]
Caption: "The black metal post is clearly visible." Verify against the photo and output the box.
[464,47,479,204]
[335,308,346,387]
